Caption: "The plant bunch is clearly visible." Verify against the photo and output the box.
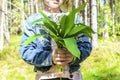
[23,3,94,59]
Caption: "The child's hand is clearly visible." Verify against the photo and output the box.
[52,48,73,65]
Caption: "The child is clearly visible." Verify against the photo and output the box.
[19,0,92,80]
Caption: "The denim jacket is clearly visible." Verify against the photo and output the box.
[19,12,92,73]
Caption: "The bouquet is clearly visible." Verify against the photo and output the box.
[23,3,94,59]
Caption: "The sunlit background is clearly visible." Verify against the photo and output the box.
[0,0,120,80]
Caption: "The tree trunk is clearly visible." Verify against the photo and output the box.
[74,0,79,8]
[0,0,5,50]
[30,0,34,14]
[21,0,24,28]
[28,0,31,15]
[110,0,116,36]
[82,0,88,25]
[9,0,12,35]
[90,0,98,49]
[4,0,10,45]
[35,0,38,13]
[104,0,109,39]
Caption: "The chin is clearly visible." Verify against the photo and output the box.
[53,6,59,8]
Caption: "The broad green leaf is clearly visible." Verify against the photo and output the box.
[38,10,57,29]
[38,10,51,21]
[80,30,93,38]
[52,36,64,48]
[49,20,58,29]
[63,15,74,37]
[49,20,61,37]
[32,17,56,32]
[82,32,92,38]
[23,34,49,45]
[63,38,80,59]
[59,15,67,36]
[63,3,87,37]
[32,18,59,38]
[68,25,87,36]
[38,10,61,37]
[44,22,57,36]
[67,24,95,37]
[68,3,87,18]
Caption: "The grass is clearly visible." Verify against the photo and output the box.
[81,38,120,80]
[0,35,35,80]
[0,35,120,80]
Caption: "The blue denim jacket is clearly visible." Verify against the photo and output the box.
[19,13,92,73]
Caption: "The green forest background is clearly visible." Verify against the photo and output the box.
[0,0,120,80]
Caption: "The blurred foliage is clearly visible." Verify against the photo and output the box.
[8,0,120,37]
[0,0,120,79]
[81,37,120,80]
[7,0,23,35]
[0,35,35,80]
[97,0,120,37]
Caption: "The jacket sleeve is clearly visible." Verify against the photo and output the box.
[70,34,92,66]
[19,15,53,67]
[72,14,92,64]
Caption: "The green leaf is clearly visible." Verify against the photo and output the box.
[63,2,87,37]
[43,22,57,36]
[32,18,58,38]
[37,9,61,37]
[63,38,80,59]
[59,15,67,36]
[38,10,51,21]
[38,10,57,30]
[22,34,49,45]
[49,20,61,37]
[67,24,95,37]
[67,25,87,37]
[80,29,94,38]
